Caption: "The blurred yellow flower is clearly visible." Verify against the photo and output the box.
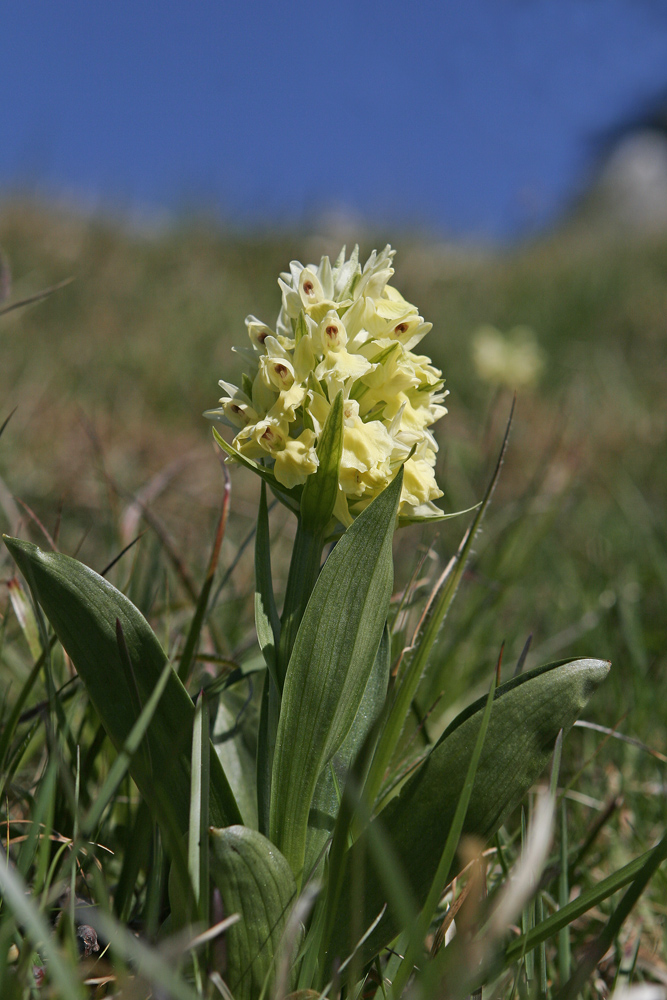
[472,324,544,388]
[206,245,448,525]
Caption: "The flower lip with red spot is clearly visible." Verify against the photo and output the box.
[317,310,348,353]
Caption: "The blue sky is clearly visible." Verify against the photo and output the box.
[2,1,667,239]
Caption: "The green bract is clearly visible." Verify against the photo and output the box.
[205,245,447,527]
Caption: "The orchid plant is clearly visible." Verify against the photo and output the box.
[3,245,614,998]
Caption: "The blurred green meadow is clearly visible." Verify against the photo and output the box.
[1,197,666,988]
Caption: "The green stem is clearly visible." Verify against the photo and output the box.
[277,517,325,685]
[256,672,280,836]
[259,519,324,839]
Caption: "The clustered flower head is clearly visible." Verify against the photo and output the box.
[206,245,448,527]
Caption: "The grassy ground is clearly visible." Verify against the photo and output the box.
[0,198,666,992]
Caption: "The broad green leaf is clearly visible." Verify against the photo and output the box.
[278,392,345,682]
[3,537,243,845]
[270,471,403,881]
[304,622,391,879]
[300,390,343,533]
[324,657,609,968]
[80,659,174,836]
[212,689,259,830]
[209,825,297,1000]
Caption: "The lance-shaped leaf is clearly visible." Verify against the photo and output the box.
[209,825,297,1000]
[278,391,344,680]
[212,689,259,830]
[304,622,391,879]
[270,471,403,881]
[3,537,243,844]
[300,390,343,533]
[323,657,609,969]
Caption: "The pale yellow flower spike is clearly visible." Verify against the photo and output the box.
[206,245,448,527]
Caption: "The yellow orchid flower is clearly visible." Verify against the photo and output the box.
[273,429,319,489]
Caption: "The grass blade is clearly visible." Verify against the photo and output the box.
[0,276,74,317]
[389,659,498,997]
[503,839,667,967]
[0,860,85,1000]
[6,577,42,660]
[0,653,44,774]
[325,656,609,968]
[558,799,571,984]
[189,690,210,923]
[177,463,231,684]
[554,829,667,999]
[363,402,514,811]
[87,908,202,1000]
